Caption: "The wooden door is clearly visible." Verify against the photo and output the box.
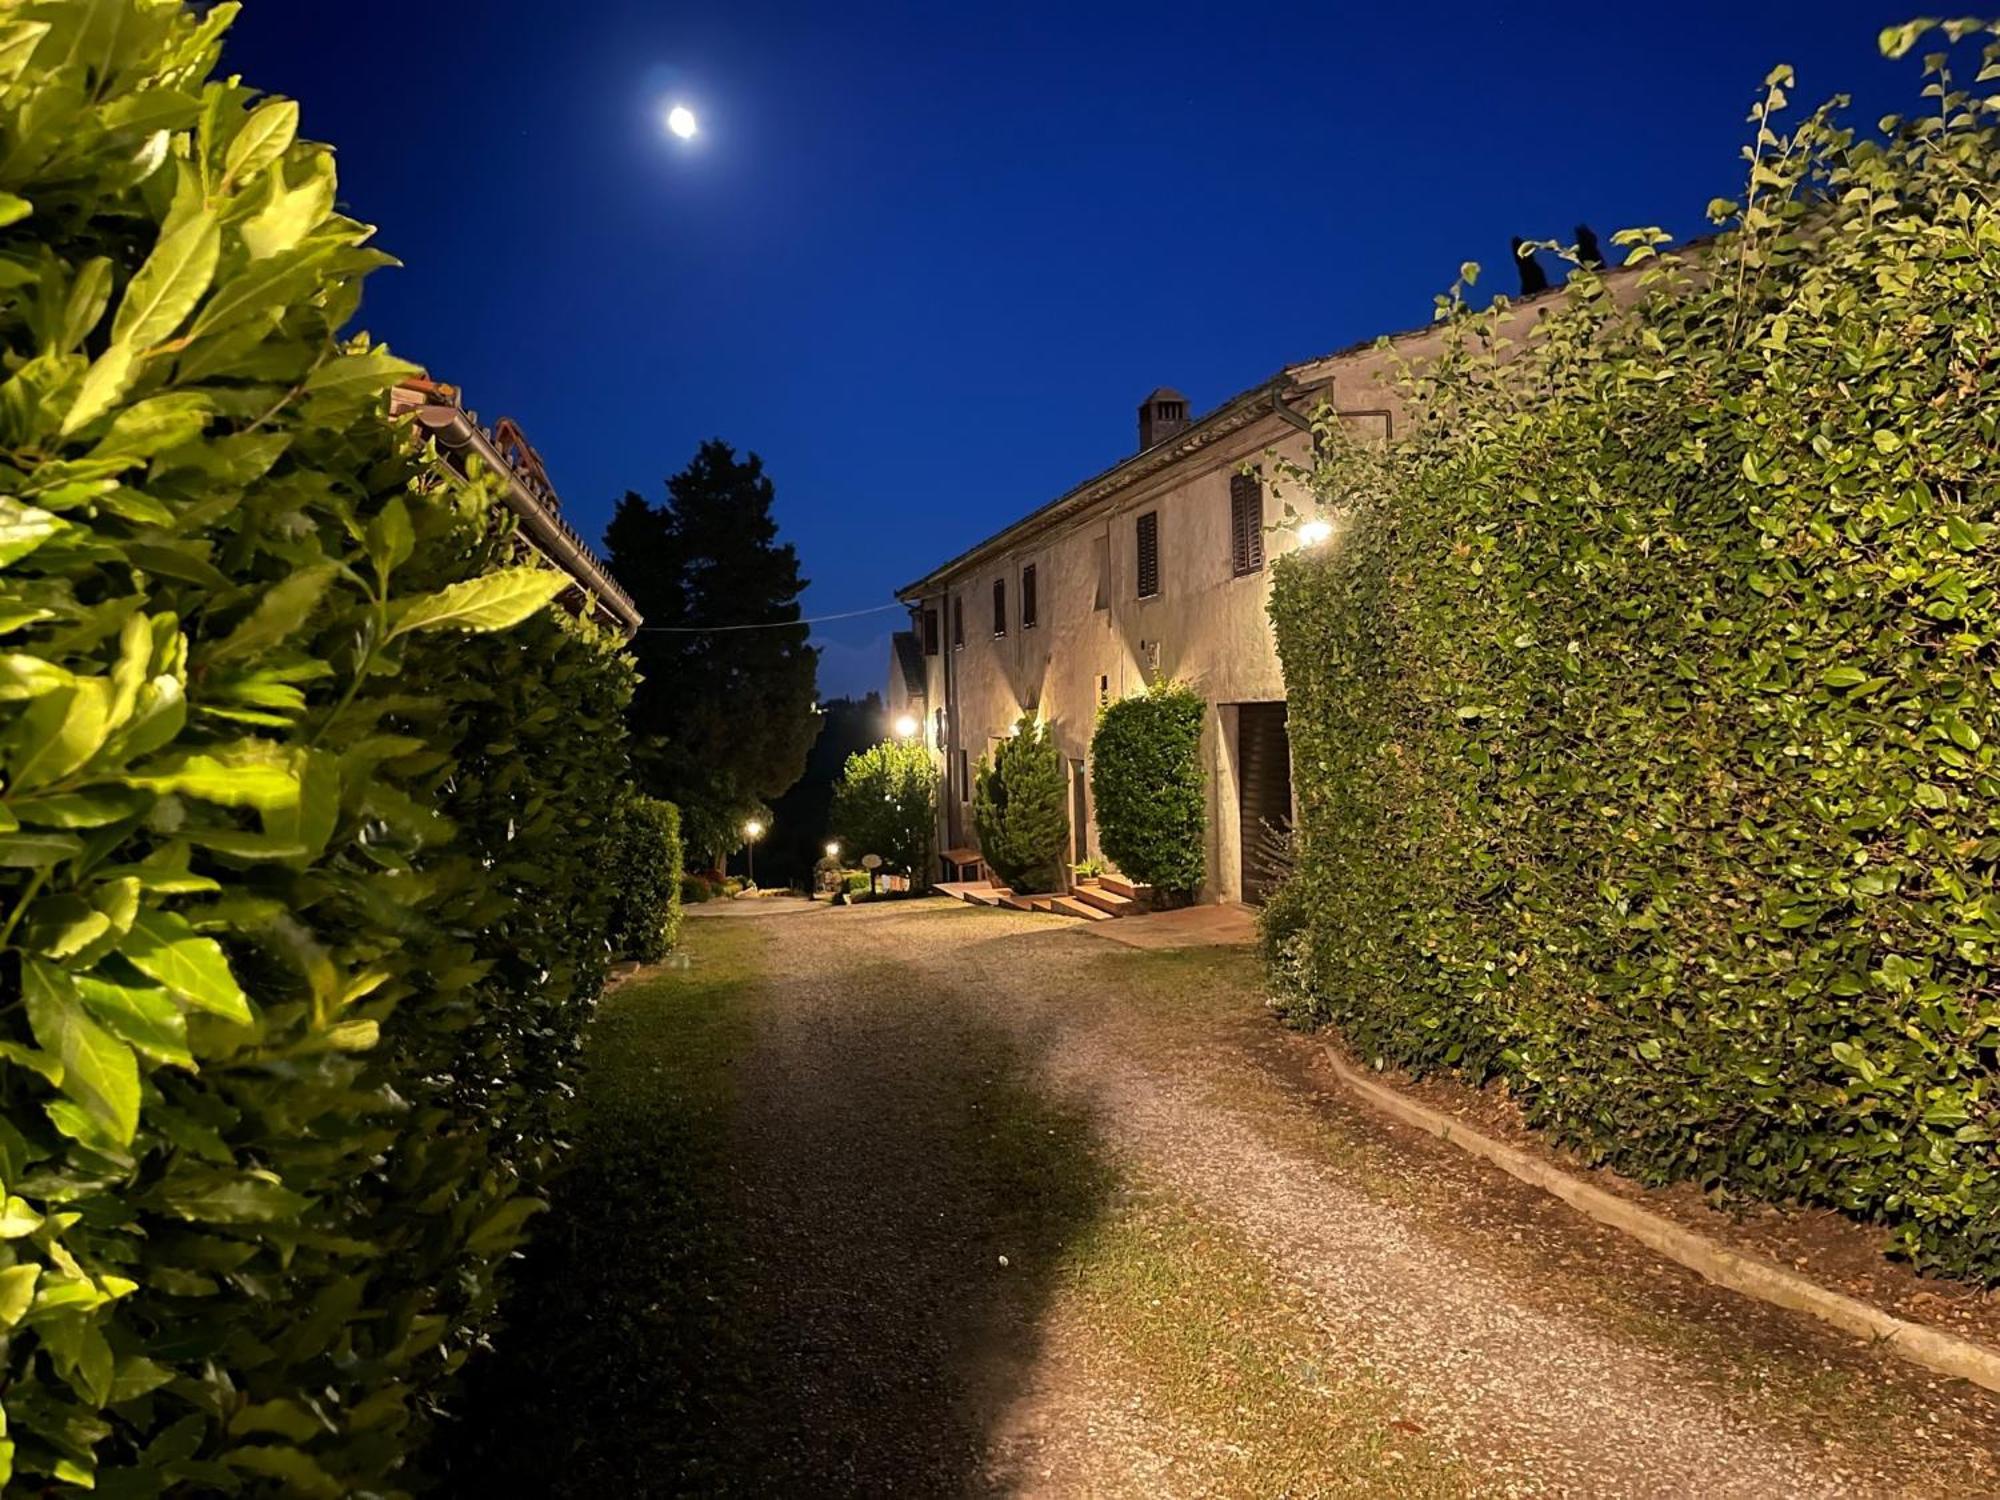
[1237,702,1292,905]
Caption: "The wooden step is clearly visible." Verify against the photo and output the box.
[1050,896,1113,921]
[1027,896,1058,913]
[1074,885,1135,917]
[1099,874,1153,903]
[963,885,1007,907]
[997,892,1036,912]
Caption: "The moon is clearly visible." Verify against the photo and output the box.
[666,104,698,140]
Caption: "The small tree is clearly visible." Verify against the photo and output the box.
[1092,681,1207,901]
[830,739,938,890]
[974,715,1069,893]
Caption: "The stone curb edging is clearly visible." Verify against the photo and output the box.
[1322,1046,2000,1396]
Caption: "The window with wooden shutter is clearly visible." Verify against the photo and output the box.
[922,607,939,655]
[1021,564,1038,628]
[1230,471,1265,576]
[952,594,964,649]
[992,578,1006,637]
[1136,511,1160,599]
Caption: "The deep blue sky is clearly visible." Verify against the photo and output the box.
[221,1,1922,697]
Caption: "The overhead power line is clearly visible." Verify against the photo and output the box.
[633,601,905,634]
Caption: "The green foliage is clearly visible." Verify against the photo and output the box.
[973,716,1068,894]
[1091,682,1206,898]
[606,443,818,866]
[1267,23,2000,1282]
[680,873,718,905]
[0,4,638,1490]
[605,795,685,963]
[829,739,937,890]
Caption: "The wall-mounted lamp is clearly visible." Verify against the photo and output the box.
[1298,518,1334,547]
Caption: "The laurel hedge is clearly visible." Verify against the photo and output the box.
[1266,23,2000,1282]
[605,794,684,963]
[0,3,642,1491]
[1091,681,1205,899]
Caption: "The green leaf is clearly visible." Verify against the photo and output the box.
[388,568,566,638]
[76,973,193,1070]
[124,740,302,812]
[0,497,63,569]
[60,341,139,436]
[161,1174,311,1224]
[302,344,421,401]
[0,1265,40,1328]
[0,832,83,868]
[111,209,220,351]
[4,679,114,793]
[21,958,140,1147]
[221,98,299,186]
[56,257,113,354]
[202,562,337,664]
[119,909,252,1024]
[1880,20,1931,58]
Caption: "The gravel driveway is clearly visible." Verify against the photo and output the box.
[609,897,2000,1496]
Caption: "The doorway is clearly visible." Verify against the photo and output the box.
[1070,758,1089,873]
[1236,702,1292,905]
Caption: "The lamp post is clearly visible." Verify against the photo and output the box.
[743,818,764,886]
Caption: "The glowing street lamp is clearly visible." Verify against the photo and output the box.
[666,103,698,140]
[743,818,765,885]
[893,713,920,740]
[825,841,841,859]
[1298,517,1334,548]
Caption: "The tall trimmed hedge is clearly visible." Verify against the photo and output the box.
[1091,681,1205,898]
[605,794,684,962]
[0,5,637,1491]
[1267,24,2000,1282]
[973,715,1067,894]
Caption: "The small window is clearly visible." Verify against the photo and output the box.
[921,607,940,655]
[1136,511,1160,599]
[1097,673,1111,708]
[992,578,1006,637]
[1230,471,1265,577]
[952,595,964,650]
[1092,535,1109,612]
[1022,564,1038,628]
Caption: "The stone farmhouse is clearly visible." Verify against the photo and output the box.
[889,319,1457,906]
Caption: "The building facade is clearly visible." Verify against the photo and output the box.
[891,327,1448,905]
[390,379,642,637]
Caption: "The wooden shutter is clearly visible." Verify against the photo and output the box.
[1022,564,1038,628]
[992,578,1006,636]
[922,607,939,655]
[1136,511,1160,598]
[952,595,964,648]
[1230,472,1265,576]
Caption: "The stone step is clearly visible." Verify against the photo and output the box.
[1099,874,1153,903]
[1074,885,1135,917]
[1050,896,1113,921]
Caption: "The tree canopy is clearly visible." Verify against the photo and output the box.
[606,441,819,864]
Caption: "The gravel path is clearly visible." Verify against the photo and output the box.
[703,896,1998,1497]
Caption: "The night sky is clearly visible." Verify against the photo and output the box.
[220,1,1921,698]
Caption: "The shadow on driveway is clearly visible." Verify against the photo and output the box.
[430,907,1115,1496]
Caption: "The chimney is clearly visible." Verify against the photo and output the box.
[1137,387,1190,451]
